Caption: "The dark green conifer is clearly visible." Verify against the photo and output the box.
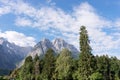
[78,26,96,80]
[42,48,55,80]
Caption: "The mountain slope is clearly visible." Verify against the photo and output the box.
[29,38,56,58]
[0,37,31,70]
[53,38,79,57]
[29,38,79,58]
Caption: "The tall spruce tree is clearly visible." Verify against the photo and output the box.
[77,26,96,80]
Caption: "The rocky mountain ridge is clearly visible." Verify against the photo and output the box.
[0,37,79,70]
[29,38,79,58]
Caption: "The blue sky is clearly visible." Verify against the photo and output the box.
[0,0,120,58]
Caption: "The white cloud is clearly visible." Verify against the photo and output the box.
[73,2,111,29]
[0,31,36,47]
[15,17,32,27]
[14,1,37,17]
[0,6,11,16]
[115,19,120,30]
[0,1,120,58]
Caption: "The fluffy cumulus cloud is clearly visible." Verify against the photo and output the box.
[0,0,120,58]
[0,31,36,47]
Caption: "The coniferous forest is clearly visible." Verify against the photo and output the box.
[1,26,120,80]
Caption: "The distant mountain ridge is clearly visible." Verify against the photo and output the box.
[0,37,79,70]
[29,38,79,58]
[0,37,32,70]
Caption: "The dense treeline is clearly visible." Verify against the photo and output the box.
[7,26,120,80]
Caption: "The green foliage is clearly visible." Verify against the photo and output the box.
[77,26,97,80]
[72,59,78,79]
[89,72,103,80]
[34,54,39,62]
[55,49,73,80]
[0,76,5,80]
[96,55,120,80]
[23,56,33,74]
[110,57,120,80]
[11,56,34,80]
[96,55,110,80]
[25,56,33,63]
[42,48,55,80]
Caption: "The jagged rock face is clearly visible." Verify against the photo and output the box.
[53,38,79,57]
[53,38,66,51]
[29,38,79,58]
[29,39,56,58]
[0,38,32,70]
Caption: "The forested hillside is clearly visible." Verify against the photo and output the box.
[3,26,120,80]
